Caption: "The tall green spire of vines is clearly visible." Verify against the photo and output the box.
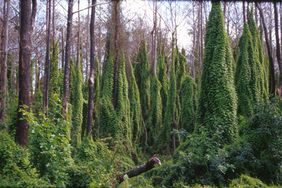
[199,2,237,145]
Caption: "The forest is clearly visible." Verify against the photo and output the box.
[0,0,281,187]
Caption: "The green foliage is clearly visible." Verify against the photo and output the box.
[116,55,131,142]
[128,63,142,145]
[94,58,101,138]
[179,75,197,133]
[157,46,169,118]
[134,40,151,122]
[229,175,267,188]
[235,24,254,116]
[28,96,73,186]
[148,75,162,149]
[50,41,62,98]
[176,48,187,91]
[67,138,114,187]
[70,60,84,147]
[247,11,269,101]
[199,2,237,145]
[0,130,48,187]
[161,48,177,152]
[99,54,116,138]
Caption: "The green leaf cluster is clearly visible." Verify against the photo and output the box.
[199,2,237,145]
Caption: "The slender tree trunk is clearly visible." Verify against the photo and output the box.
[151,0,157,76]
[61,28,64,69]
[85,0,90,81]
[16,0,37,147]
[257,3,275,95]
[43,0,51,110]
[112,0,121,109]
[52,0,56,53]
[274,2,282,89]
[87,0,96,136]
[62,0,74,115]
[0,0,10,122]
[243,1,246,23]
[76,0,80,67]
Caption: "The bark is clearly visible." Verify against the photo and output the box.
[76,0,80,67]
[0,0,10,122]
[118,155,161,184]
[274,2,282,89]
[61,28,64,69]
[256,3,275,95]
[16,0,36,147]
[62,0,74,115]
[151,0,157,76]
[243,1,246,23]
[87,0,96,136]
[52,0,55,54]
[43,0,51,110]
[112,0,121,109]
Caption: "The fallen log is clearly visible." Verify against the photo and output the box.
[118,154,161,183]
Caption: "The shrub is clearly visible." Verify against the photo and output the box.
[0,130,47,187]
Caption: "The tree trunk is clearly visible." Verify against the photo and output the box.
[43,0,51,110]
[61,28,64,69]
[151,0,157,76]
[274,2,282,90]
[243,1,246,23]
[76,0,80,67]
[118,155,161,184]
[112,0,121,109]
[0,0,10,122]
[16,0,37,147]
[87,0,96,136]
[62,0,74,115]
[256,3,275,95]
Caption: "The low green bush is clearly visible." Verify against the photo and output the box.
[0,130,48,187]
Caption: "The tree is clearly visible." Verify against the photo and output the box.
[62,0,74,115]
[247,11,268,101]
[128,63,142,145]
[70,59,83,147]
[161,47,177,152]
[43,0,51,110]
[179,75,197,133]
[134,41,151,124]
[0,0,10,122]
[87,0,96,137]
[256,3,275,95]
[274,2,282,90]
[235,24,255,116]
[16,0,37,147]
[199,2,237,145]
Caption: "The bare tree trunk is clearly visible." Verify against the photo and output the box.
[52,0,56,53]
[85,0,90,81]
[118,155,161,184]
[76,0,80,67]
[112,0,121,109]
[257,3,275,95]
[61,28,64,69]
[151,0,157,76]
[243,1,246,23]
[87,0,96,137]
[0,0,10,122]
[274,2,282,89]
[43,0,51,110]
[62,0,74,115]
[16,0,37,147]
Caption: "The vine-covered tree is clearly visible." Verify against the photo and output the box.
[235,24,254,116]
[16,0,37,147]
[70,59,83,147]
[199,2,237,145]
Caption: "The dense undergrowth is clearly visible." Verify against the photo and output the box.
[0,2,281,188]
